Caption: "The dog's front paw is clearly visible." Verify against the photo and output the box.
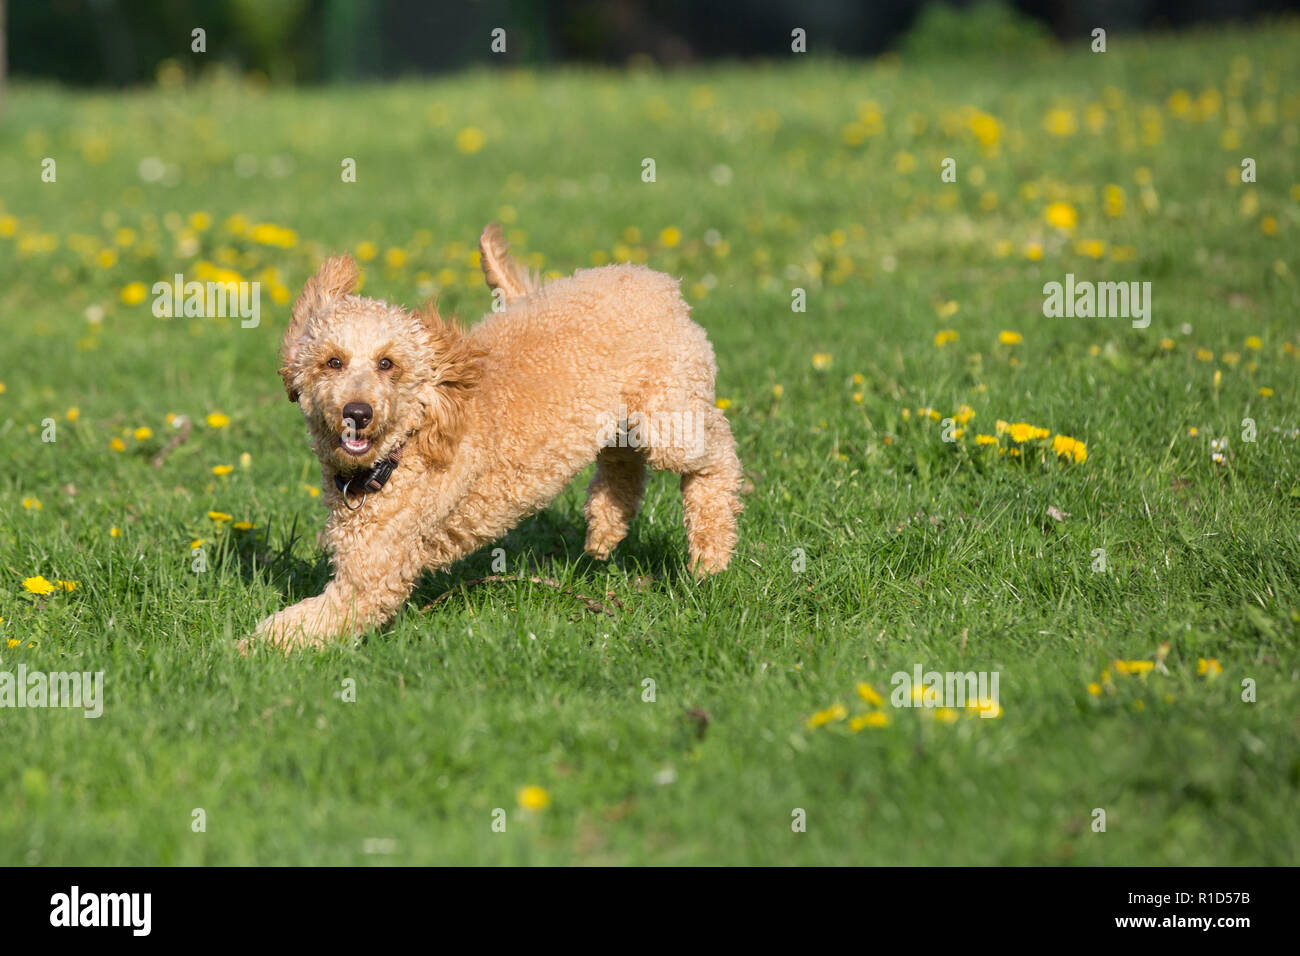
[243,604,327,656]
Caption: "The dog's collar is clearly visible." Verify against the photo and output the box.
[333,444,404,508]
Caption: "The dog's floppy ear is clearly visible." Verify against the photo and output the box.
[479,222,537,306]
[411,302,482,469]
[280,255,359,401]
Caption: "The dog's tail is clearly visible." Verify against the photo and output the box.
[479,222,538,306]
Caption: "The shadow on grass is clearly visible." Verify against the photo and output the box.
[215,507,689,614]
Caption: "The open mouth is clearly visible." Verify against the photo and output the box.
[339,436,373,456]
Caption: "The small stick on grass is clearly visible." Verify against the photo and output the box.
[151,415,192,468]
[422,574,623,618]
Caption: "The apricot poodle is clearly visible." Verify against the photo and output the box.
[245,224,742,652]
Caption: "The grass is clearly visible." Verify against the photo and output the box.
[2,21,1299,865]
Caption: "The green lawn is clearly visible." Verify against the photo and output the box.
[2,22,1299,865]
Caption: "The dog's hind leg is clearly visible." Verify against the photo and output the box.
[584,445,647,560]
[636,402,742,575]
[678,409,743,575]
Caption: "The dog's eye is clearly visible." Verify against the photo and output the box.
[378,358,393,371]
[327,357,343,370]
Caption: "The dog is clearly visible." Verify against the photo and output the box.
[244,225,743,652]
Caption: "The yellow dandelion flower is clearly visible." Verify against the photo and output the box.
[1023,241,1044,260]
[1195,348,1214,362]
[1051,434,1087,463]
[715,397,732,410]
[811,352,833,370]
[1007,423,1048,443]
[772,384,784,399]
[233,521,255,531]
[110,527,121,537]
[208,511,233,523]
[975,433,997,446]
[933,707,960,723]
[134,427,153,441]
[22,497,42,511]
[120,281,148,305]
[1116,660,1154,676]
[212,464,234,476]
[58,580,78,592]
[935,300,959,319]
[206,412,230,428]
[23,576,58,595]
[356,241,377,262]
[1103,184,1126,217]
[1086,682,1102,696]
[1159,337,1175,351]
[517,785,550,810]
[849,711,890,731]
[1197,657,1223,678]
[66,407,80,422]
[968,110,1001,147]
[1043,107,1077,137]
[998,330,1023,345]
[805,703,848,729]
[454,126,486,155]
[856,682,884,707]
[1258,387,1274,397]
[1044,202,1078,230]
[6,639,17,649]
[304,484,321,497]
[933,329,959,347]
[110,437,126,452]
[246,223,298,248]
[659,226,682,248]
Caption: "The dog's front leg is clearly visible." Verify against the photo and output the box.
[244,591,352,654]
[242,534,427,654]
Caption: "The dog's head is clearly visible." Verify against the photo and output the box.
[280,255,480,474]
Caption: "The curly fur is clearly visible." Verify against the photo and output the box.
[246,224,743,653]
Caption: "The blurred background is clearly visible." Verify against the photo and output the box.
[6,0,1300,87]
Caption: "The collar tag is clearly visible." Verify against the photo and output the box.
[334,447,401,500]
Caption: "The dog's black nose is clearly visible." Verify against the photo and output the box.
[342,402,373,430]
